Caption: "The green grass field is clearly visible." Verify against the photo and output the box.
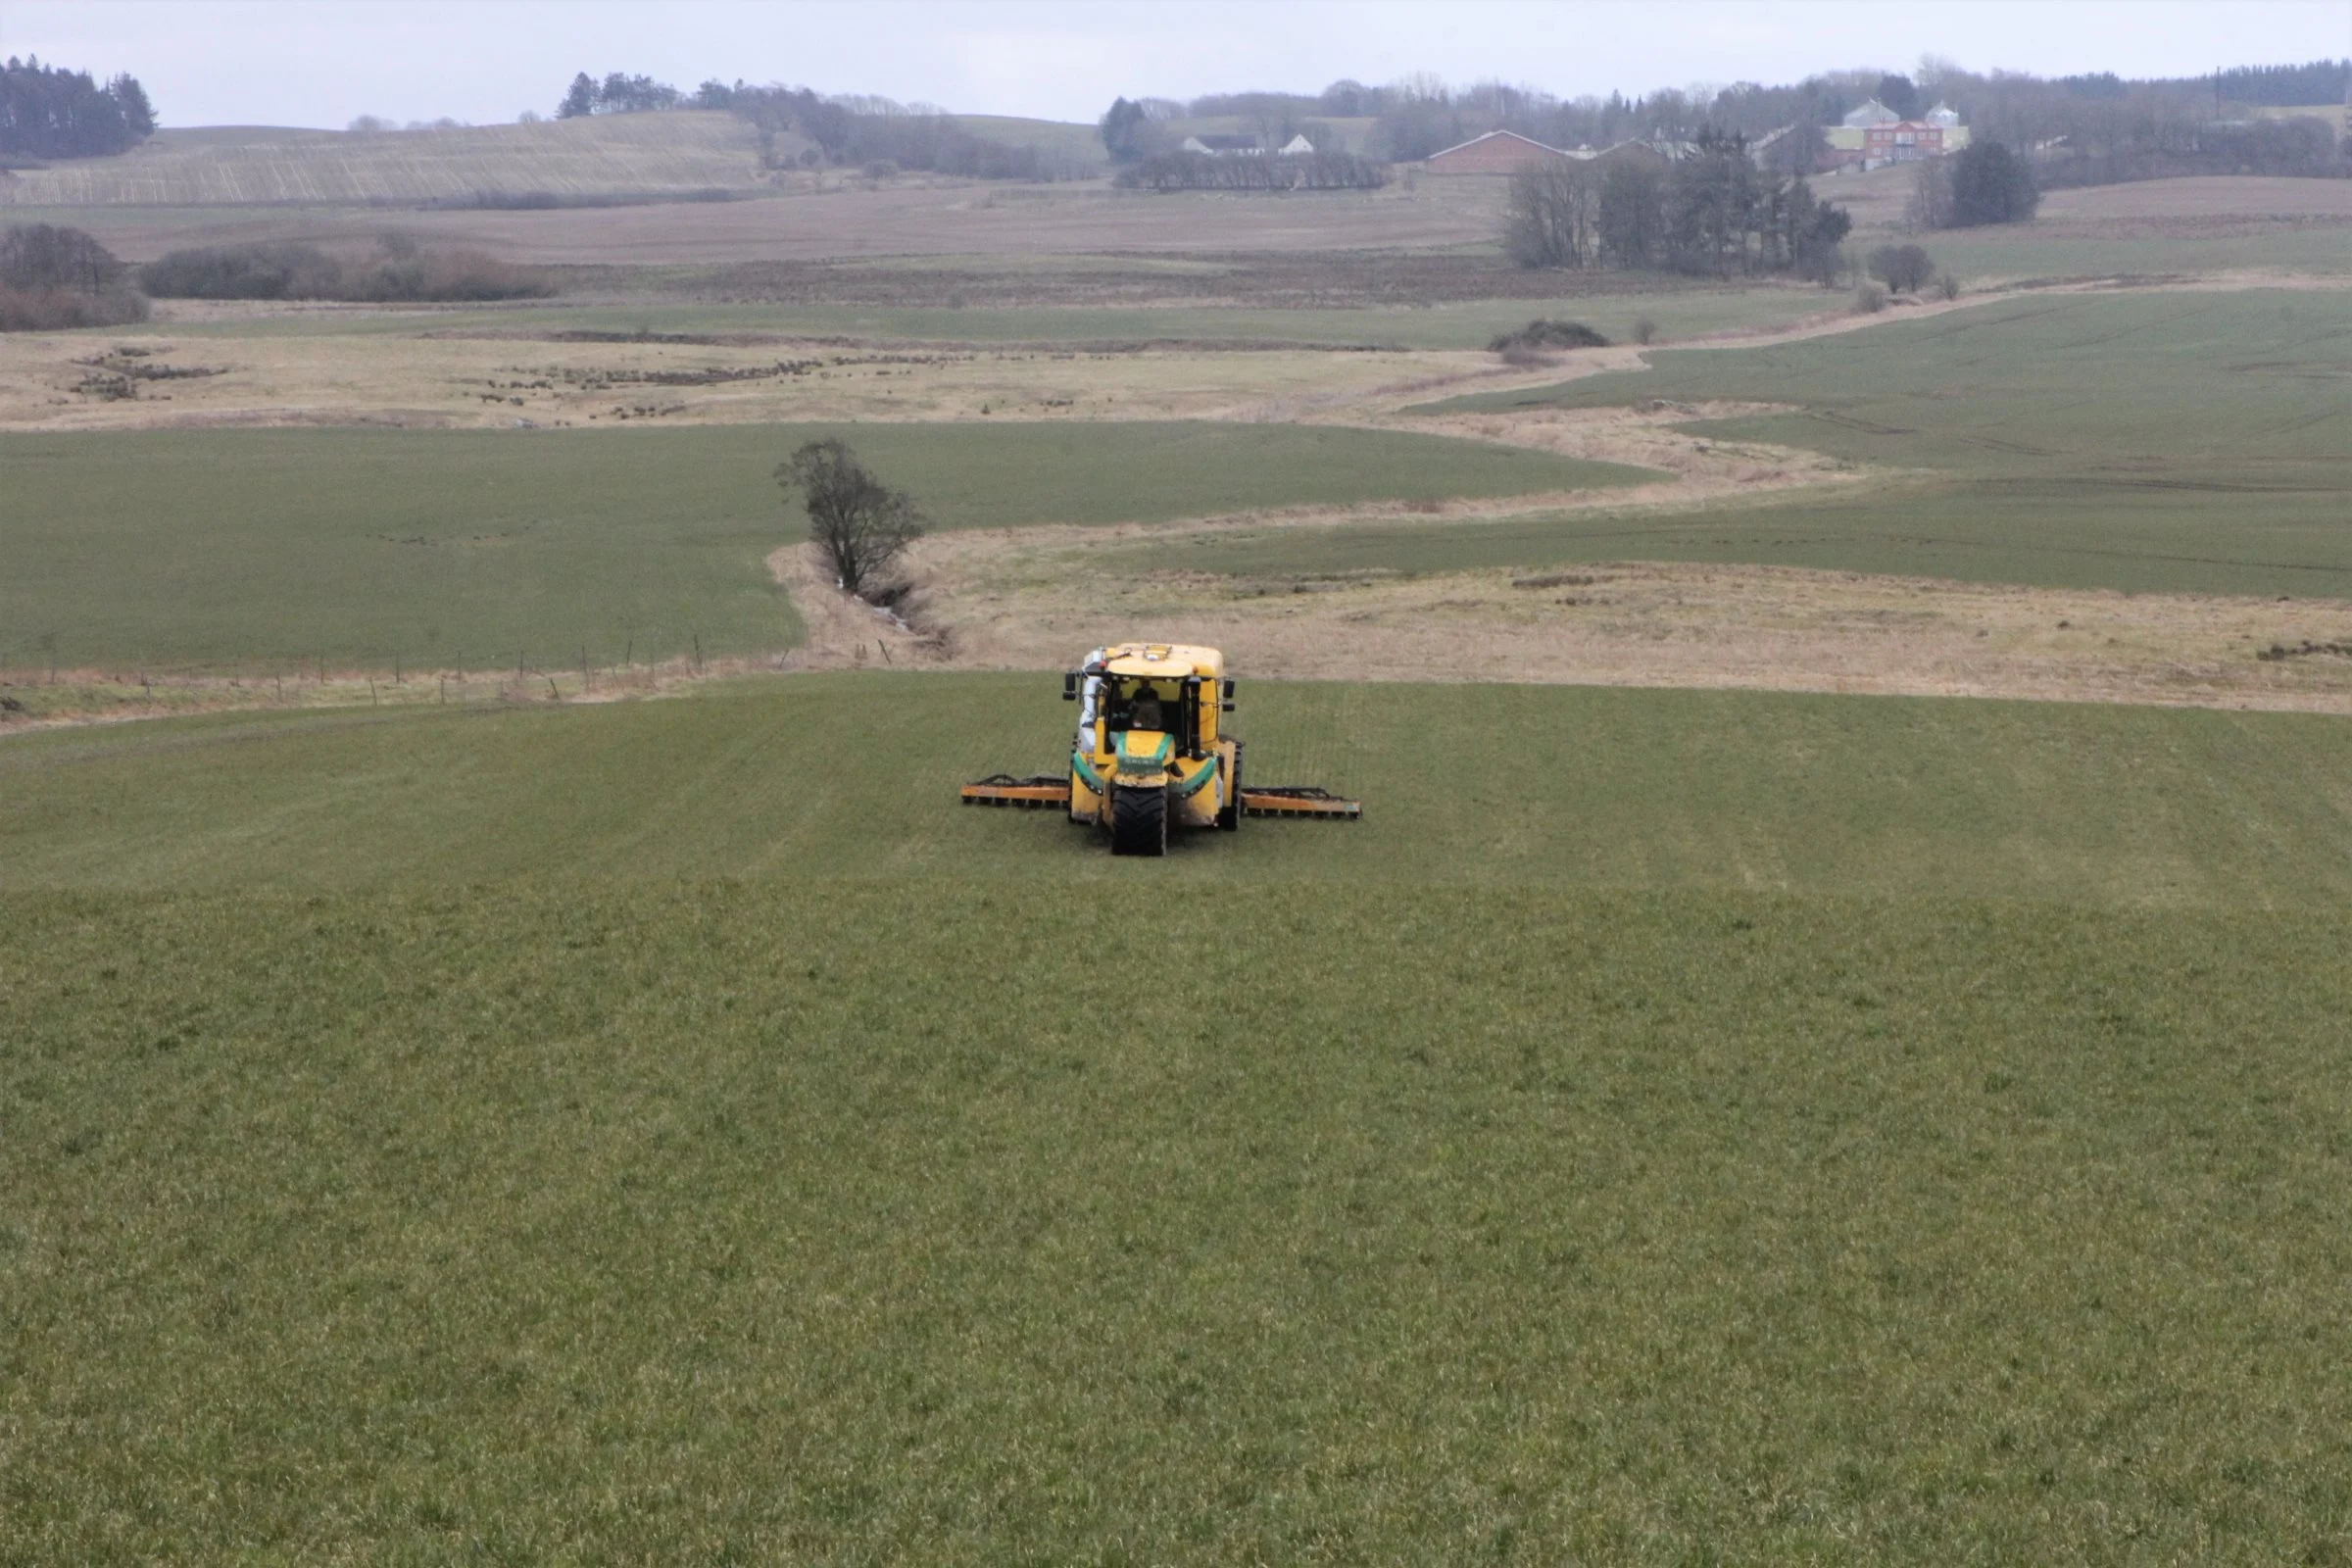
[0,424,1648,673]
[1920,224,2352,282]
[1236,288,2352,597]
[9,678,2352,1560]
[10,675,2352,899]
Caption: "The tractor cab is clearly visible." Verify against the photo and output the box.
[1064,645,1235,854]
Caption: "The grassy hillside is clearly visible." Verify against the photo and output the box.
[1280,288,2352,597]
[1425,290,2347,483]
[0,424,1648,673]
[11,675,2352,901]
[8,681,2352,1558]
[0,113,770,207]
[1174,474,2352,599]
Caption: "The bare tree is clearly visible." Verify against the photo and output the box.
[778,438,925,602]
[1501,161,1600,270]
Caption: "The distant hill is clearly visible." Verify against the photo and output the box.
[947,116,1108,176]
[0,112,780,207]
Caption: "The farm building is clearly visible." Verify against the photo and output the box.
[1821,104,1967,170]
[1178,131,1315,159]
[1864,120,1944,163]
[1423,129,1573,174]
[1424,130,1681,176]
[1181,133,1266,157]
[1824,101,1968,170]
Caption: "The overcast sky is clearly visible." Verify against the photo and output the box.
[5,0,2348,129]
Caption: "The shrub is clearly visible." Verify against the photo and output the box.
[0,223,147,331]
[0,284,149,330]
[1853,283,1886,314]
[139,242,340,300]
[343,248,552,303]
[1489,318,1609,354]
[1115,150,1386,192]
[1632,317,1658,345]
[1868,243,1935,294]
[141,240,552,302]
[1936,272,1962,302]
[2,222,127,292]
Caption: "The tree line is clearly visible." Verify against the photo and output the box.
[138,237,552,302]
[1099,56,2346,189]
[1502,132,1850,278]
[0,57,155,161]
[550,73,1067,179]
[2210,60,2350,107]
[0,220,553,331]
[1115,150,1386,192]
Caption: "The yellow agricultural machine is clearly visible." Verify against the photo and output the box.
[960,643,1359,856]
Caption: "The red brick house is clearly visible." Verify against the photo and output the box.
[1863,121,1944,163]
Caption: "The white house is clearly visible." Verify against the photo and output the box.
[1180,132,1317,158]
[1181,133,1265,157]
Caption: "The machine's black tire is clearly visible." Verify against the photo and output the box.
[1217,743,1244,831]
[1110,784,1168,857]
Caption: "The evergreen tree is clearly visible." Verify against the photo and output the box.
[1098,97,1148,163]
[1947,140,2039,225]
[0,58,154,159]
[108,73,155,135]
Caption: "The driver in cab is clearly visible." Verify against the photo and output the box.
[1126,683,1164,732]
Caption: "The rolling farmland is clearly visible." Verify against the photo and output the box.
[0,114,774,207]
[1322,288,2352,597]
[0,424,1651,672]
[9,74,2352,1561]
